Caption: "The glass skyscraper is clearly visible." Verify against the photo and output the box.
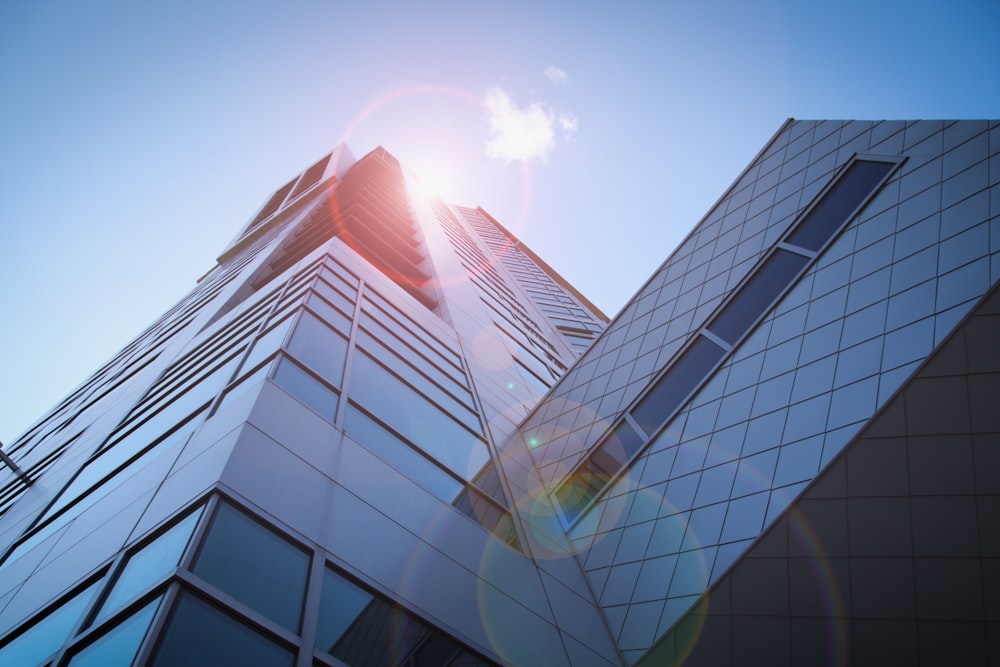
[1,120,997,666]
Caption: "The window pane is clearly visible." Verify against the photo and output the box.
[343,405,464,503]
[69,596,161,667]
[192,503,309,632]
[271,356,338,421]
[150,591,293,667]
[349,352,488,478]
[96,508,204,621]
[316,568,374,653]
[0,581,99,667]
[631,336,726,435]
[284,311,347,387]
[317,568,432,666]
[707,249,809,345]
[786,160,895,252]
[243,316,294,374]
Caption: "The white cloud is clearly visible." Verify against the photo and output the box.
[544,66,567,85]
[559,112,578,137]
[483,86,556,163]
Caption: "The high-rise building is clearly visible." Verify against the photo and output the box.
[0,120,997,666]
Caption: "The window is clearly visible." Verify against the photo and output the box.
[316,566,495,666]
[149,591,294,667]
[67,596,162,667]
[0,580,100,666]
[271,356,338,421]
[192,502,309,632]
[349,352,488,478]
[706,249,810,345]
[95,507,203,622]
[631,336,726,436]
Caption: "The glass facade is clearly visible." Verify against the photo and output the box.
[1,120,997,665]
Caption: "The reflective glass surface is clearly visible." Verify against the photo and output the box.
[631,335,726,435]
[271,356,338,421]
[343,405,464,502]
[149,591,293,667]
[96,508,203,621]
[316,568,374,653]
[284,311,347,386]
[786,160,895,251]
[315,566,487,666]
[193,503,309,632]
[708,249,810,345]
[0,581,99,666]
[349,352,487,477]
[69,596,161,667]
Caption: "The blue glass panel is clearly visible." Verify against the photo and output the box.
[704,422,748,467]
[714,387,754,431]
[707,249,810,345]
[741,409,787,457]
[681,503,727,550]
[43,412,201,525]
[193,503,310,632]
[356,329,479,431]
[271,356,338,421]
[316,568,374,653]
[693,461,738,507]
[343,405,464,503]
[149,591,294,667]
[731,449,779,498]
[662,473,699,513]
[711,538,754,584]
[772,436,823,487]
[0,581,99,667]
[789,355,837,408]
[833,338,883,388]
[317,567,445,665]
[786,160,896,251]
[826,376,878,429]
[750,372,794,418]
[215,358,274,412]
[631,336,726,435]
[304,293,352,335]
[242,315,294,374]
[349,352,488,477]
[720,492,769,543]
[782,393,831,444]
[97,508,203,621]
[667,547,716,597]
[647,512,689,557]
[669,435,710,476]
[284,311,347,387]
[604,420,645,463]
[69,596,161,667]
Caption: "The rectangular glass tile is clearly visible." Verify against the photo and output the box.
[149,591,294,667]
[193,503,310,632]
[284,311,348,387]
[343,405,464,503]
[69,596,162,667]
[0,581,100,667]
[96,508,204,621]
[271,356,338,421]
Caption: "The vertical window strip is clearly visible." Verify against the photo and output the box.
[552,155,900,526]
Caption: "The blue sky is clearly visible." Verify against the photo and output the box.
[1,0,998,444]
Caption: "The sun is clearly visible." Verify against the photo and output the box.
[408,159,458,200]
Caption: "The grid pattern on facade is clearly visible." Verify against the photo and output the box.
[547,120,999,660]
[637,282,1000,666]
